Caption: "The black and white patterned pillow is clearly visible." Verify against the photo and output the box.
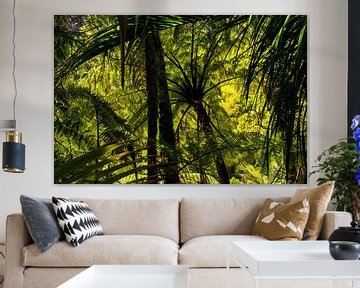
[52,197,104,247]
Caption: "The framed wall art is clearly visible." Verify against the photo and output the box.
[54,15,307,184]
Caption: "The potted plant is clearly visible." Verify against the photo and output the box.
[310,115,360,222]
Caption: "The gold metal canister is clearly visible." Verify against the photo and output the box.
[6,131,22,143]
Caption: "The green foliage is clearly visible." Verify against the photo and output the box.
[242,15,307,183]
[310,140,360,212]
[180,173,219,184]
[54,15,307,184]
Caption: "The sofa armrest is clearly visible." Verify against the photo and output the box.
[4,213,33,288]
[318,211,352,240]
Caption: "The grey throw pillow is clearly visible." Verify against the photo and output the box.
[20,195,64,253]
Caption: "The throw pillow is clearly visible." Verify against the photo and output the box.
[252,198,310,240]
[20,195,64,253]
[289,181,334,240]
[52,197,104,247]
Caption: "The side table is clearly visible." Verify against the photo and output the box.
[58,265,189,288]
[227,240,360,288]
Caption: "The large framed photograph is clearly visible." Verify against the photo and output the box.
[54,15,307,184]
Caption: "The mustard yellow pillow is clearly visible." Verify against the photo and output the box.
[289,181,334,240]
[252,198,310,240]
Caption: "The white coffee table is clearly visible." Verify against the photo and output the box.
[57,265,189,288]
[228,241,360,288]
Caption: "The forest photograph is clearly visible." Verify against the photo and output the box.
[54,15,307,185]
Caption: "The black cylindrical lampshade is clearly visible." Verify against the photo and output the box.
[2,131,25,173]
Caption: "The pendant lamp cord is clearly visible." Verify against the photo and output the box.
[11,0,17,127]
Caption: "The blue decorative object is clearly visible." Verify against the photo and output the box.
[356,142,360,152]
[356,169,360,186]
[352,115,360,130]
[351,115,360,185]
[353,128,360,142]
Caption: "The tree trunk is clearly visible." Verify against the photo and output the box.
[151,32,180,184]
[145,35,159,182]
[94,106,100,149]
[351,190,360,223]
[193,102,230,184]
[118,16,127,89]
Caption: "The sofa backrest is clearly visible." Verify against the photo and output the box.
[73,198,180,243]
[180,197,289,243]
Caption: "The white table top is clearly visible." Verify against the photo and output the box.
[231,240,360,278]
[58,265,189,288]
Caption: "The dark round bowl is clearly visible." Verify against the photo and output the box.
[329,241,360,260]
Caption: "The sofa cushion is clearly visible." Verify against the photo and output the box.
[180,198,289,243]
[179,235,267,268]
[290,181,334,240]
[72,198,179,243]
[23,235,178,267]
[52,197,104,247]
[20,195,64,253]
[252,198,310,240]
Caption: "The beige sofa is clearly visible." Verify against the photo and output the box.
[4,198,352,288]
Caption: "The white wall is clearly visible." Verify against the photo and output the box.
[0,0,348,242]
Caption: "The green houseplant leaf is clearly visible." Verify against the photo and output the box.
[310,139,360,219]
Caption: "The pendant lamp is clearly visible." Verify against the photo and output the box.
[1,0,25,173]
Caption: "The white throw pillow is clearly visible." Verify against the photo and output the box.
[52,197,103,246]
